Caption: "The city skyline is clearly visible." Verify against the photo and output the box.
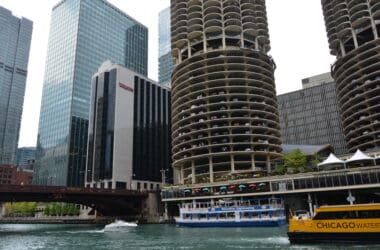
[0,0,335,147]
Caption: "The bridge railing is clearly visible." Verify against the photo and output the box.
[0,185,148,196]
[161,166,380,200]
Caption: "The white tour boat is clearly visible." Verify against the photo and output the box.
[175,198,286,227]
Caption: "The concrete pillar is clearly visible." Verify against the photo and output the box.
[209,157,214,183]
[180,166,184,185]
[231,155,235,172]
[222,33,226,50]
[339,40,346,56]
[266,155,271,174]
[191,161,196,184]
[351,30,359,48]
[203,37,207,53]
[188,43,191,58]
[164,202,169,221]
[251,154,255,170]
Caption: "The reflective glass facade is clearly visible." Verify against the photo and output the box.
[16,147,36,169]
[34,0,148,187]
[158,7,175,85]
[278,81,348,156]
[0,7,33,165]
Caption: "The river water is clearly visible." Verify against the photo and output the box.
[0,224,375,250]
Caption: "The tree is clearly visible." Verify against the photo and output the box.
[44,204,51,216]
[284,149,307,173]
[50,203,57,216]
[311,153,322,169]
[62,203,69,216]
[272,165,286,175]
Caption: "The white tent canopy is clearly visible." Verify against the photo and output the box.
[318,153,345,167]
[346,149,374,163]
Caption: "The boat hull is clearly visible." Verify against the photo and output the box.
[176,219,286,227]
[288,232,380,244]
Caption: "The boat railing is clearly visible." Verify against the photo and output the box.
[179,198,284,210]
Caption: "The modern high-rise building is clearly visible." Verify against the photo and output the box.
[170,0,282,185]
[0,7,33,165]
[34,0,148,187]
[278,73,348,156]
[321,0,380,153]
[16,146,36,170]
[86,61,171,190]
[158,7,175,85]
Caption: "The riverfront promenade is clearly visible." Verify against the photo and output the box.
[162,165,380,202]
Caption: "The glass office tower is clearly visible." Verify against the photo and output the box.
[34,0,148,187]
[0,7,33,165]
[158,7,175,85]
[171,0,282,185]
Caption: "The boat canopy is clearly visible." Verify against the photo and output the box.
[317,153,345,167]
[346,149,374,162]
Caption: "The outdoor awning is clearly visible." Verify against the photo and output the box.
[317,153,345,167]
[346,149,374,163]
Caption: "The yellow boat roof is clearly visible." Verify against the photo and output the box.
[316,203,380,212]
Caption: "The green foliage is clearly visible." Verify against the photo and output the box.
[311,153,322,168]
[44,204,51,215]
[42,203,80,216]
[284,149,307,173]
[3,202,37,217]
[272,165,286,175]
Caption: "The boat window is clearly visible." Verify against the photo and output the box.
[313,210,380,220]
[262,212,269,217]
[227,212,235,218]
[314,211,353,220]
[357,210,380,218]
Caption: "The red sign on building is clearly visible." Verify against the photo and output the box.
[119,82,134,92]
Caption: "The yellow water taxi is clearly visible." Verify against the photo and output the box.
[288,203,380,244]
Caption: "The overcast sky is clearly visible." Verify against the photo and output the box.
[0,0,335,147]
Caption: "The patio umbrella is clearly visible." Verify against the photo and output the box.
[202,187,210,192]
[238,184,247,189]
[184,189,191,193]
[229,185,236,189]
[194,188,201,192]
[248,183,256,188]
[219,186,227,190]
[258,182,266,187]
